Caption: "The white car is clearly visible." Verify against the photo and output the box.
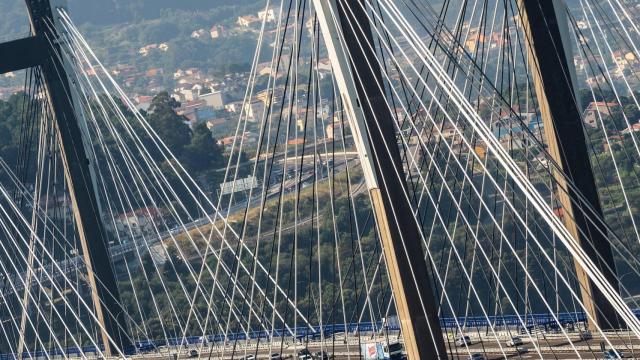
[507,337,523,347]
[456,336,472,346]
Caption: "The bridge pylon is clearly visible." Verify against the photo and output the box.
[518,0,622,330]
[0,0,132,355]
[313,0,448,358]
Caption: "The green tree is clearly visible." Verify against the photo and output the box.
[183,122,224,174]
[148,92,191,155]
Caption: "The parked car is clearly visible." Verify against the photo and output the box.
[507,336,523,347]
[468,354,485,360]
[455,336,472,346]
[270,353,283,360]
[188,349,198,358]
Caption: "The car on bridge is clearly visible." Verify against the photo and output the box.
[313,350,330,359]
[603,349,631,359]
[506,336,523,347]
[519,324,535,334]
[383,341,404,359]
[455,335,472,346]
[579,330,592,340]
[298,348,313,359]
[603,349,624,359]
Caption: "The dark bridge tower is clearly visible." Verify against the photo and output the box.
[313,0,447,358]
[0,0,131,354]
[518,0,621,330]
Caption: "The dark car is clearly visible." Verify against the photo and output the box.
[313,351,330,359]
[298,348,313,359]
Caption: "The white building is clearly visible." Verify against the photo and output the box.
[210,26,223,39]
[258,8,276,22]
[326,122,347,140]
[191,29,206,38]
[237,15,258,27]
[199,90,225,110]
[109,207,163,239]
[243,100,265,122]
[225,101,243,113]
[583,101,619,128]
[174,87,197,102]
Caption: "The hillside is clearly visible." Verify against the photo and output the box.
[1,0,260,31]
[0,0,265,92]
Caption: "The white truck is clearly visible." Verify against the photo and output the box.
[360,341,404,360]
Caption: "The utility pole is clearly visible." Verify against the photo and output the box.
[0,0,133,354]
[313,0,447,358]
[518,0,622,329]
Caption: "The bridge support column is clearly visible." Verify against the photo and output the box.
[518,0,622,330]
[8,0,132,354]
[313,0,447,358]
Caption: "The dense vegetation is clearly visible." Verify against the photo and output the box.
[0,91,226,198]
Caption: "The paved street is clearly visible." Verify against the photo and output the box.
[95,331,640,359]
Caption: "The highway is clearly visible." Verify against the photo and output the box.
[448,331,640,359]
[135,331,640,360]
[6,327,640,359]
[0,156,362,295]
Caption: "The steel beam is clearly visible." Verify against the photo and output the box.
[0,36,46,75]
[313,0,447,358]
[518,0,622,329]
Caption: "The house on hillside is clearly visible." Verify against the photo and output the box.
[134,95,154,112]
[243,100,265,122]
[173,86,197,102]
[326,121,349,140]
[237,15,259,28]
[258,8,276,22]
[145,68,164,78]
[582,101,620,128]
[464,34,486,53]
[217,132,257,150]
[206,117,232,132]
[225,101,243,113]
[191,29,206,38]
[173,69,185,79]
[622,122,640,134]
[110,207,164,238]
[210,25,224,39]
[139,44,158,56]
[199,89,225,110]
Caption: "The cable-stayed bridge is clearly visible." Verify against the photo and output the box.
[1,0,640,359]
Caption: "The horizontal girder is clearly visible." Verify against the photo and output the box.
[0,36,46,74]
